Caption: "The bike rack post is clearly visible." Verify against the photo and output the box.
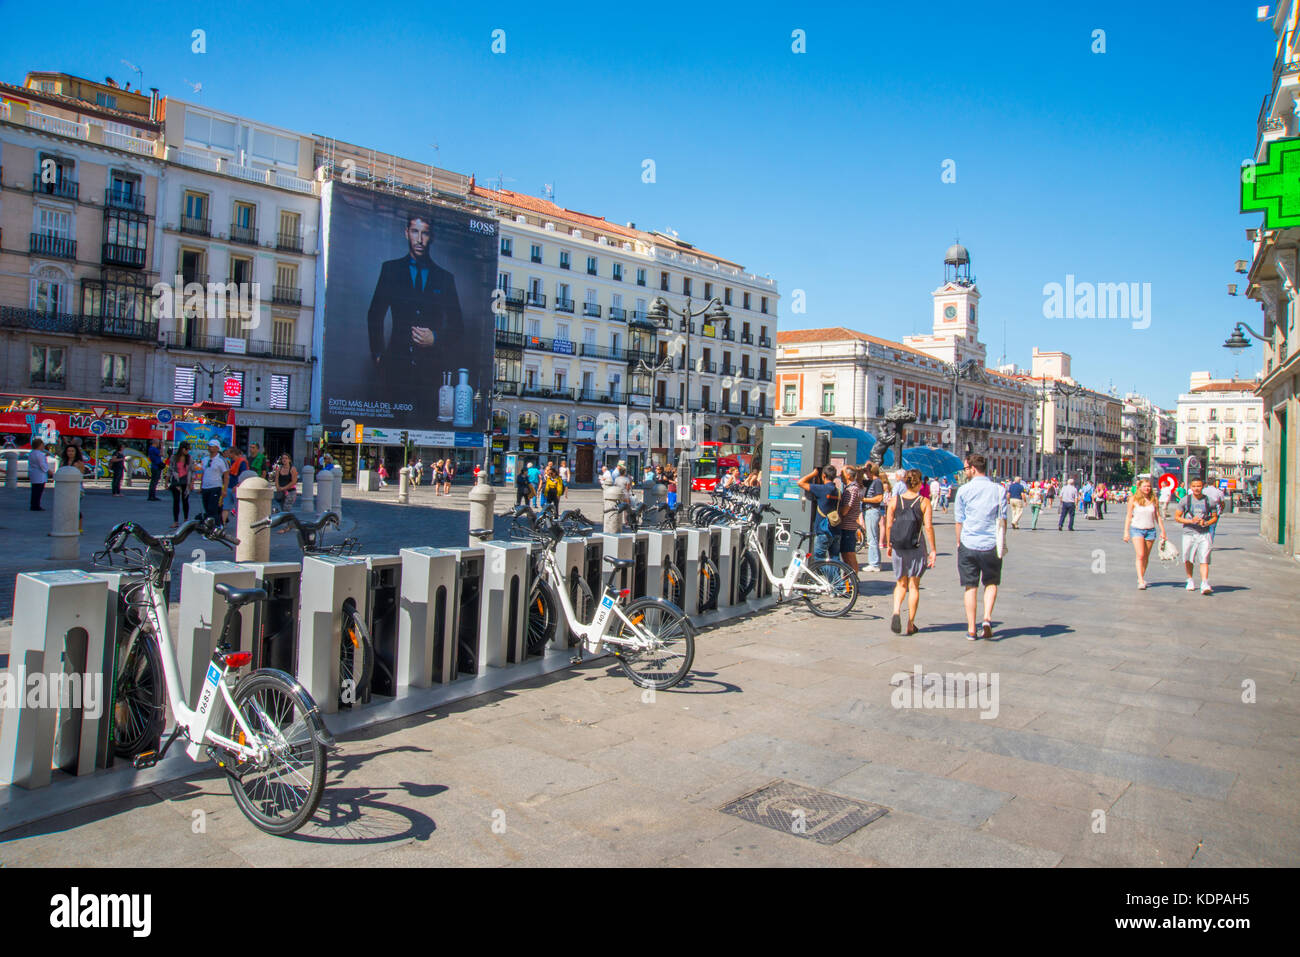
[631,531,649,598]
[297,554,367,714]
[582,536,604,607]
[358,554,402,698]
[480,540,528,665]
[552,536,589,648]
[756,523,778,599]
[177,560,258,706]
[677,527,708,617]
[713,524,744,610]
[640,529,676,603]
[242,561,302,674]
[599,532,637,595]
[397,547,458,687]
[0,571,108,789]
[440,546,484,676]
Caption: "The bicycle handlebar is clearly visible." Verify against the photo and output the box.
[251,511,340,533]
[103,516,239,557]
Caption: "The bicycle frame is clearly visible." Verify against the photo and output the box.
[537,548,659,653]
[741,524,836,596]
[137,579,267,765]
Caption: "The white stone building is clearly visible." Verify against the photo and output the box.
[1175,372,1264,481]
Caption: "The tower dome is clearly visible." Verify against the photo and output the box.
[944,241,973,284]
[944,243,970,266]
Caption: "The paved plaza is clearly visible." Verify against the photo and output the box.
[1,483,1298,866]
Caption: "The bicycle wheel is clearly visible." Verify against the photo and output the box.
[663,565,684,607]
[736,552,759,600]
[526,581,557,655]
[611,597,695,690]
[111,625,165,758]
[698,556,721,611]
[340,605,374,707]
[225,670,327,835]
[803,559,859,618]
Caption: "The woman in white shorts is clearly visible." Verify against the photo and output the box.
[1122,478,1166,589]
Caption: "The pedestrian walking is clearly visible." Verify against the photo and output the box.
[197,440,229,527]
[938,477,951,512]
[248,443,267,479]
[836,465,864,573]
[169,443,192,526]
[559,461,571,498]
[860,463,886,572]
[108,441,126,496]
[797,465,842,561]
[146,439,164,501]
[542,462,565,508]
[442,460,455,495]
[954,454,1008,640]
[377,462,389,488]
[221,445,248,526]
[613,462,634,502]
[1058,478,1079,531]
[1028,482,1044,530]
[1007,475,1026,529]
[28,437,49,510]
[1122,477,1166,589]
[883,468,937,634]
[1175,478,1220,594]
[516,460,534,506]
[527,459,542,507]
[271,453,297,514]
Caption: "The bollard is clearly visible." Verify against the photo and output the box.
[397,466,410,504]
[329,467,343,516]
[467,468,496,546]
[3,450,17,489]
[315,469,334,516]
[602,485,624,534]
[49,466,83,560]
[236,475,273,562]
[643,480,665,509]
[299,464,315,511]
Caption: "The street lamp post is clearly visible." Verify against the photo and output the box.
[647,295,730,511]
[474,387,507,482]
[1053,381,1084,481]
[941,358,983,456]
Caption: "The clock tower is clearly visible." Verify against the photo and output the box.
[903,242,986,366]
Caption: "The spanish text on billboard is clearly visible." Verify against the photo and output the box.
[320,182,497,431]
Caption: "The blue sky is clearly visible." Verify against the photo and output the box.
[0,0,1273,406]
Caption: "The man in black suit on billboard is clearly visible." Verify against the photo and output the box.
[367,214,464,392]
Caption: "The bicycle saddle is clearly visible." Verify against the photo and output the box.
[214,583,268,607]
[602,556,635,569]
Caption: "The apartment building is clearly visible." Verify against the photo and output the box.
[1121,391,1163,474]
[1176,372,1264,481]
[1017,349,1123,483]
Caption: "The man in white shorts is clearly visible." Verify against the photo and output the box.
[1175,478,1219,594]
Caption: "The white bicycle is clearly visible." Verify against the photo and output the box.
[95,518,335,835]
[520,518,697,689]
[732,504,859,617]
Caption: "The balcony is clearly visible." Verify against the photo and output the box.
[230,223,259,246]
[162,330,308,361]
[608,306,627,322]
[530,254,542,264]
[494,327,524,349]
[180,215,211,237]
[30,233,76,260]
[33,173,78,200]
[276,232,304,253]
[740,367,753,379]
[626,349,657,366]
[521,384,574,400]
[655,396,679,410]
[721,329,735,341]
[0,305,158,341]
[102,243,146,268]
[722,364,739,376]
[699,360,718,374]
[554,297,575,313]
[630,311,657,328]
[505,288,525,310]
[105,188,145,212]
[582,302,602,318]
[580,343,624,360]
[757,370,772,382]
[494,379,521,396]
[578,388,622,404]
[741,332,754,344]
[759,336,772,348]
[272,285,302,306]
[526,291,547,308]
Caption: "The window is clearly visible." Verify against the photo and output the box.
[31,346,66,388]
[559,250,571,270]
[108,171,140,208]
[612,262,623,282]
[683,277,692,296]
[500,236,513,257]
[586,256,597,275]
[183,191,208,227]
[783,384,798,414]
[636,268,646,286]
[272,317,295,355]
[95,91,118,109]
[269,374,290,410]
[660,271,670,291]
[278,210,301,246]
[37,206,71,239]
[1208,408,1218,421]
[33,266,70,315]
[704,282,712,300]
[1188,427,1199,443]
[743,292,752,310]
[761,296,769,314]
[530,244,542,263]
[173,366,197,403]
[724,287,732,305]
[220,372,245,407]
[101,353,130,392]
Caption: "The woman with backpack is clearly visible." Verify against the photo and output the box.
[542,463,565,508]
[883,468,937,635]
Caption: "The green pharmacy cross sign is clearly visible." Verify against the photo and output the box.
[1242,137,1300,228]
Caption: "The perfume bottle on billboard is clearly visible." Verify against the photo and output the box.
[453,369,473,427]
[438,371,454,422]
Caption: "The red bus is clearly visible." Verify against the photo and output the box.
[689,442,753,491]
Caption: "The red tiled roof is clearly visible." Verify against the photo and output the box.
[777,327,935,361]
[1190,380,1258,393]
[0,79,160,131]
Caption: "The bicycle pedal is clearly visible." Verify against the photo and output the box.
[569,655,583,665]
[132,750,158,770]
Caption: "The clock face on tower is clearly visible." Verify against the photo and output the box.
[943,305,956,320]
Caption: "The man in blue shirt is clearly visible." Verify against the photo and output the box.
[954,453,1008,640]
[1006,476,1025,529]
[797,465,842,561]
[526,460,542,508]
[146,439,165,501]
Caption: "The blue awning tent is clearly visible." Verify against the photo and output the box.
[787,419,965,477]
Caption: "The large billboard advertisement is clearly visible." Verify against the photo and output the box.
[318,182,497,432]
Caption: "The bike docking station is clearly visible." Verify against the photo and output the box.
[640,529,675,602]
[712,524,745,612]
[397,547,458,687]
[476,540,528,667]
[241,561,302,674]
[298,553,368,715]
[552,535,601,649]
[358,555,402,698]
[600,532,637,595]
[677,526,712,618]
[177,561,258,705]
[438,543,484,676]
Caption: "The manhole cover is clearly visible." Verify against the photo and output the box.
[719,780,888,845]
[1024,592,1076,601]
